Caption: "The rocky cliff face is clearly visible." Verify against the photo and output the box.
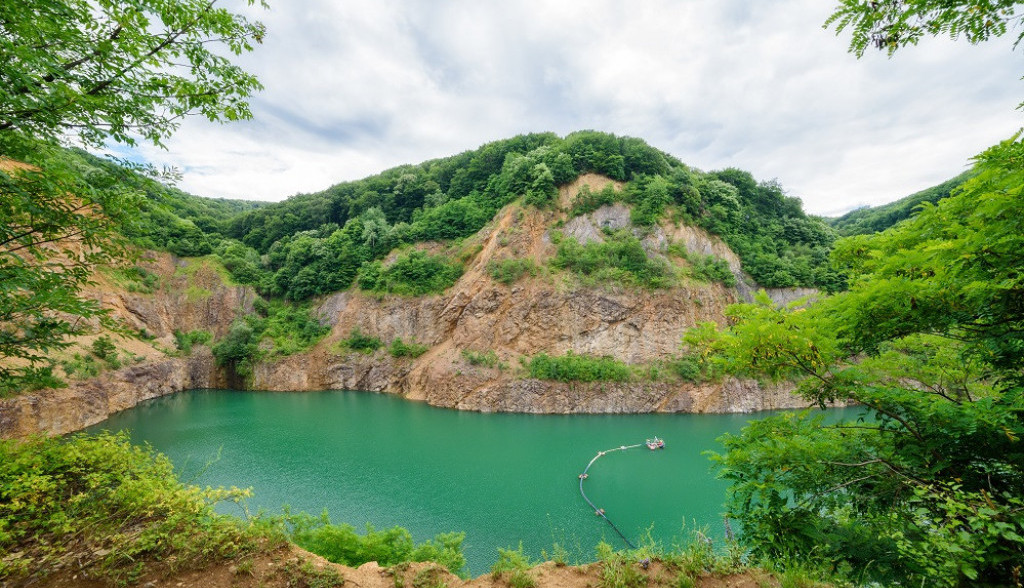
[0,175,816,438]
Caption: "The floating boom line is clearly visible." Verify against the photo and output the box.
[577,439,664,549]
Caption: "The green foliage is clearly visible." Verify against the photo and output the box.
[0,432,278,583]
[0,0,264,396]
[388,338,430,358]
[570,183,621,217]
[340,329,384,354]
[551,230,674,289]
[668,244,736,287]
[90,335,117,362]
[212,301,328,379]
[486,258,538,285]
[358,250,463,296]
[174,329,213,355]
[826,0,1022,58]
[828,171,974,236]
[110,264,161,293]
[526,351,632,383]
[286,511,466,577]
[0,0,264,148]
[698,135,1024,586]
[595,545,647,588]
[461,349,501,368]
[60,352,102,380]
[491,543,536,588]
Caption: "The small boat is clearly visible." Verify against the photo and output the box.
[646,437,665,450]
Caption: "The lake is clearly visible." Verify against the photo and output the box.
[85,389,843,574]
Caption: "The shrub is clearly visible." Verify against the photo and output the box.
[286,512,466,577]
[90,335,117,361]
[526,351,632,383]
[461,349,501,368]
[0,433,278,583]
[340,329,383,353]
[551,230,672,289]
[486,258,537,285]
[174,329,213,354]
[357,250,463,296]
[491,543,535,588]
[689,255,736,287]
[388,338,430,358]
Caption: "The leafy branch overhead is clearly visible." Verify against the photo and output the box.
[0,0,266,148]
[826,0,1022,56]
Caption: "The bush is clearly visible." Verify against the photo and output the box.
[286,511,466,577]
[90,335,117,362]
[526,351,632,382]
[340,329,383,353]
[357,250,463,296]
[689,254,736,287]
[486,258,537,285]
[174,329,213,354]
[388,338,430,358]
[551,230,673,289]
[0,433,277,583]
[491,543,536,588]
[462,349,501,368]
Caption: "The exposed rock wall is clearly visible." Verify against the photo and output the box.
[0,350,219,438]
[0,176,819,439]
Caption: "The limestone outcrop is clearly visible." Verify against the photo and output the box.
[0,175,816,438]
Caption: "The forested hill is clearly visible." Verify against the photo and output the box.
[122,130,843,299]
[827,169,974,236]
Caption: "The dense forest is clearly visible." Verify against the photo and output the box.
[112,130,842,301]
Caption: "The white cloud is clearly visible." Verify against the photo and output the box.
[136,0,1023,215]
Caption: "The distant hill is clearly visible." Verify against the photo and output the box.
[211,130,843,297]
[73,131,844,298]
[827,170,975,236]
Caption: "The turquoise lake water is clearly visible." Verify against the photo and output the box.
[85,389,849,574]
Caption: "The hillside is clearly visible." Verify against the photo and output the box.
[140,130,842,296]
[827,169,974,236]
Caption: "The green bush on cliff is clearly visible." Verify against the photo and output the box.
[525,351,632,383]
[357,250,463,296]
[174,329,213,354]
[388,337,430,358]
[487,258,538,285]
[340,329,384,353]
[0,432,281,583]
[212,301,328,378]
[551,230,673,289]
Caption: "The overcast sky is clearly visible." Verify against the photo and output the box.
[130,0,1022,216]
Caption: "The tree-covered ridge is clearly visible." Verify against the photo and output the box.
[137,130,840,300]
[827,169,975,236]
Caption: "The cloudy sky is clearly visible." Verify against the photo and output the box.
[131,0,1022,216]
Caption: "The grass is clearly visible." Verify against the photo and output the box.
[174,328,212,354]
[389,337,430,358]
[358,250,463,296]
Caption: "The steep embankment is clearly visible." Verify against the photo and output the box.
[0,175,815,438]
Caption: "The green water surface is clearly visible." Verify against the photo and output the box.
[86,389,843,574]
